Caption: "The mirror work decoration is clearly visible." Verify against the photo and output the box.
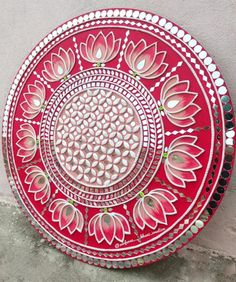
[2,9,235,268]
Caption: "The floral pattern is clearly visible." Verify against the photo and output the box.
[80,31,121,66]
[55,89,141,186]
[124,39,168,79]
[160,75,200,127]
[25,166,50,204]
[164,135,204,188]
[16,124,37,162]
[133,189,177,230]
[42,48,75,82]
[5,9,231,268]
[49,199,84,234]
[20,81,46,119]
[88,212,131,245]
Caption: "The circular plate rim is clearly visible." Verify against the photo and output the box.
[2,8,235,269]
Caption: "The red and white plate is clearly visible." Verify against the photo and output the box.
[2,9,235,268]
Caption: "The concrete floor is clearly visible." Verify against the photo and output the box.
[0,202,236,282]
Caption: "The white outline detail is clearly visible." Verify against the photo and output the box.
[42,47,75,82]
[133,189,177,230]
[49,199,84,234]
[160,75,201,127]
[88,212,131,245]
[25,165,51,204]
[124,39,168,79]
[164,135,204,188]
[80,31,121,65]
[16,124,37,163]
[72,36,83,71]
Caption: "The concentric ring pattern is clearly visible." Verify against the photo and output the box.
[2,9,235,268]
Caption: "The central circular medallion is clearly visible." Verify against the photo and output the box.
[54,88,143,187]
[40,68,163,207]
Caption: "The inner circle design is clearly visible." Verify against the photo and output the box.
[54,88,143,188]
[40,68,163,207]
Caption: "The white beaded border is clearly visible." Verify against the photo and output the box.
[2,8,231,140]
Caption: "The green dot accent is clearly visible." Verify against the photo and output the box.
[139,191,145,198]
[163,152,168,158]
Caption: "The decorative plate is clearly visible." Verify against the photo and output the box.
[2,8,235,269]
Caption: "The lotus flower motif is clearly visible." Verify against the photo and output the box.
[160,75,201,127]
[88,211,131,245]
[25,166,50,204]
[164,135,204,188]
[20,81,46,119]
[16,124,38,162]
[124,39,168,79]
[80,31,121,66]
[49,199,84,234]
[42,47,75,82]
[133,189,177,230]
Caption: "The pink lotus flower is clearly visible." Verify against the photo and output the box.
[124,39,168,79]
[25,166,50,204]
[42,48,75,82]
[164,135,204,188]
[80,31,121,66]
[16,124,37,162]
[49,199,84,234]
[20,81,46,119]
[88,211,131,245]
[160,75,200,127]
[133,189,177,230]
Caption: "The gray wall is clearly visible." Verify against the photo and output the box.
[0,0,236,257]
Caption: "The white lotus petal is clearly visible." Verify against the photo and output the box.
[122,151,129,157]
[84,175,89,182]
[130,151,136,158]
[72,165,77,172]
[79,159,85,165]
[66,156,72,162]
[120,167,127,173]
[107,148,114,154]
[97,178,102,185]
[113,165,119,173]
[111,174,118,180]
[55,139,62,145]
[97,171,104,177]
[90,177,96,183]
[119,107,126,114]
[131,143,139,150]
[77,174,83,180]
[114,157,121,164]
[106,164,113,170]
[61,148,67,154]
[133,126,140,133]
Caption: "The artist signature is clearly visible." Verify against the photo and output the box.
[115,228,165,248]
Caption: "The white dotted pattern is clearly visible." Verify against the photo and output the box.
[72,36,83,71]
